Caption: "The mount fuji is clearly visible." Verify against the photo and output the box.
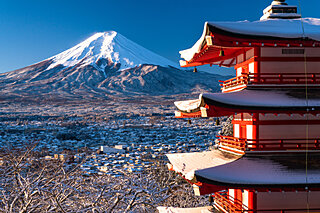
[47,31,178,71]
[0,31,226,102]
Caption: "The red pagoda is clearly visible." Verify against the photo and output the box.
[167,0,320,212]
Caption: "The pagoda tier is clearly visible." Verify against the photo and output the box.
[180,19,320,68]
[179,18,320,93]
[175,89,320,118]
[175,89,320,155]
[195,153,320,189]
[167,151,320,212]
[167,151,320,191]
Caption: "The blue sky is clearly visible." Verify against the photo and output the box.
[0,0,318,74]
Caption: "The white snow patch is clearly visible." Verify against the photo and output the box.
[202,90,320,107]
[174,97,202,112]
[166,150,239,180]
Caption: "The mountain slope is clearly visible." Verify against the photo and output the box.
[0,31,228,102]
[47,31,178,71]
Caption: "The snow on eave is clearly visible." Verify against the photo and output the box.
[174,94,203,113]
[166,150,240,180]
[179,22,210,62]
[157,206,213,213]
[195,154,320,186]
[202,89,320,109]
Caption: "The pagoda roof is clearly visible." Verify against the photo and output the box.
[195,153,320,188]
[167,150,320,190]
[175,89,320,117]
[166,150,240,180]
[180,18,320,67]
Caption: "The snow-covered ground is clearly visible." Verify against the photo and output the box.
[0,101,221,176]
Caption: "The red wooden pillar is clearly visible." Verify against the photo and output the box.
[252,113,259,150]
[248,190,257,212]
[254,47,261,83]
[235,189,243,203]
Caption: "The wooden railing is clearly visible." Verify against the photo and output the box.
[220,73,320,91]
[218,135,320,152]
[214,192,247,213]
[248,73,320,85]
[219,75,248,91]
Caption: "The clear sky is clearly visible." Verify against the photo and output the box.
[0,0,318,74]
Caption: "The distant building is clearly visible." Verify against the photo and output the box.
[100,146,125,154]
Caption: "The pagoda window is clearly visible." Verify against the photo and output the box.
[246,49,254,61]
[242,190,249,210]
[236,67,243,77]
[237,54,244,64]
[234,113,242,120]
[228,189,234,199]
[248,62,255,74]
[272,8,297,14]
[234,124,240,138]
[246,125,254,140]
[243,113,253,120]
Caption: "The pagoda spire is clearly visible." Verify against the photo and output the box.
[271,0,288,5]
[260,0,301,20]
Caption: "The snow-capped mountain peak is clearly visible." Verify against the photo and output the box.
[47,31,178,70]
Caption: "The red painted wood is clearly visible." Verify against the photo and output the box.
[248,190,257,212]
[232,119,320,125]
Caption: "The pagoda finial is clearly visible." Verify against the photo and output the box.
[272,0,288,5]
[260,0,301,20]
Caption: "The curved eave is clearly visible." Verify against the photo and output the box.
[166,150,241,181]
[202,89,320,114]
[195,174,320,190]
[203,95,320,113]
[180,45,244,68]
[175,110,202,118]
[194,154,320,189]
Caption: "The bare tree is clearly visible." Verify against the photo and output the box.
[0,146,209,212]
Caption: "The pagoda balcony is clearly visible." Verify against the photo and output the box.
[214,192,246,213]
[220,73,320,93]
[218,135,320,154]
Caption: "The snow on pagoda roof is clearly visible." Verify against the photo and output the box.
[166,150,240,180]
[157,206,213,213]
[180,18,320,62]
[195,154,320,188]
[202,89,320,110]
[175,89,320,115]
[174,97,203,113]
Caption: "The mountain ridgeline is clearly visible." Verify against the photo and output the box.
[0,31,228,102]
